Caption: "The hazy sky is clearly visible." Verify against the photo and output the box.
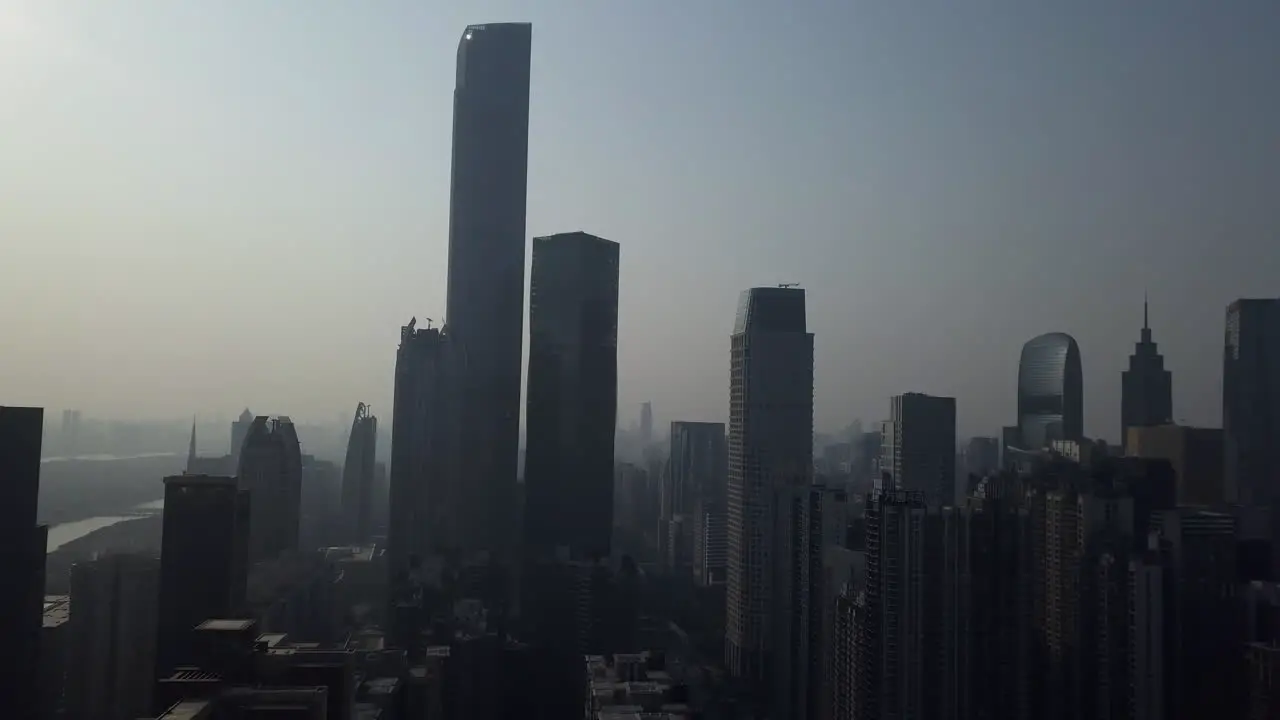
[2,1,1278,441]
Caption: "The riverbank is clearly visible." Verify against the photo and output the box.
[37,454,182,526]
[43,513,165,595]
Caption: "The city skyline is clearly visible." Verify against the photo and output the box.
[4,2,1280,440]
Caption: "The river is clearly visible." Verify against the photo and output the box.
[46,498,165,553]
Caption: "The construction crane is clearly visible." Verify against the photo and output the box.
[777,282,800,289]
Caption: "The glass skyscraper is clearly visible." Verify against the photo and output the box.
[1016,332,1084,450]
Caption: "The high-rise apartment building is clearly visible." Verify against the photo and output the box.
[388,320,459,580]
[155,475,250,678]
[1121,300,1173,454]
[1223,298,1280,505]
[66,554,161,720]
[0,406,49,720]
[1016,333,1084,450]
[725,287,814,686]
[340,402,378,544]
[445,22,532,560]
[882,393,957,507]
[237,416,303,563]
[523,232,620,561]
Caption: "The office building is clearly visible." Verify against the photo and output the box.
[1126,424,1225,506]
[640,402,654,447]
[388,319,459,581]
[725,287,814,687]
[1016,333,1084,450]
[445,22,533,561]
[230,408,253,468]
[882,393,957,506]
[1121,300,1173,454]
[1223,298,1280,505]
[523,231,620,561]
[964,435,1001,480]
[0,406,49,720]
[67,554,161,720]
[155,475,250,677]
[340,402,378,544]
[670,421,727,578]
[695,505,728,586]
[237,416,303,563]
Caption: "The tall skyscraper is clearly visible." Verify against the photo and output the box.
[236,416,303,563]
[388,319,459,581]
[1121,299,1173,453]
[1223,298,1280,505]
[882,393,957,507]
[445,22,533,560]
[640,402,654,447]
[522,232,620,561]
[340,402,378,544]
[0,406,49,719]
[1016,332,1084,450]
[725,287,814,687]
[155,475,250,678]
[230,408,253,467]
[67,554,161,720]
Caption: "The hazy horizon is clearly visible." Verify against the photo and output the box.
[3,1,1278,442]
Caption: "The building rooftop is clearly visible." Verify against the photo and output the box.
[196,618,256,632]
[156,700,213,719]
[42,595,70,629]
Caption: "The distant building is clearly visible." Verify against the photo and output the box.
[882,393,957,507]
[964,436,1000,479]
[340,403,378,544]
[1121,300,1173,454]
[67,554,161,720]
[725,287,814,687]
[237,416,303,563]
[640,402,654,447]
[523,232,620,562]
[41,596,70,720]
[669,421,727,577]
[1126,425,1225,506]
[1016,333,1084,450]
[155,475,250,677]
[1223,298,1280,505]
[0,406,49,720]
[230,408,253,468]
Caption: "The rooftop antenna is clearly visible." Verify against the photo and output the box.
[424,317,434,329]
[778,282,800,289]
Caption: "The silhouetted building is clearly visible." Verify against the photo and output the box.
[1224,298,1280,505]
[155,475,250,678]
[1126,424,1226,506]
[445,22,533,563]
[230,408,253,468]
[641,402,654,447]
[964,436,1001,480]
[67,553,161,720]
[1016,333,1084,450]
[669,421,727,578]
[523,231,620,561]
[237,416,303,563]
[725,287,814,690]
[882,393,957,507]
[0,406,49,720]
[340,402,378,544]
[41,596,70,720]
[388,319,459,580]
[1121,300,1174,454]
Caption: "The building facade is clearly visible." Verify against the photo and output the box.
[445,22,533,561]
[1016,333,1084,450]
[883,393,957,507]
[1223,298,1280,505]
[724,287,814,688]
[237,416,303,563]
[340,402,378,544]
[523,232,620,561]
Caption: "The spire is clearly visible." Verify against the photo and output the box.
[1143,291,1149,330]
[186,418,197,473]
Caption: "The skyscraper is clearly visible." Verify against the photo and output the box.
[725,287,814,686]
[523,231,620,561]
[387,319,459,580]
[340,402,378,544]
[154,475,250,678]
[1223,298,1280,505]
[445,22,533,560]
[640,402,654,447]
[230,408,253,467]
[0,406,49,719]
[66,554,161,720]
[670,421,728,581]
[1016,332,1084,450]
[236,416,303,563]
[883,393,957,507]
[1121,299,1173,453]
